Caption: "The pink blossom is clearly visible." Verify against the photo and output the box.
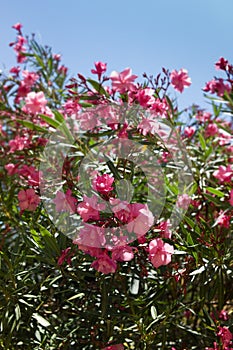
[102,344,124,350]
[149,238,174,268]
[196,111,212,123]
[203,78,231,97]
[110,68,137,93]
[219,309,229,321]
[13,35,27,63]
[77,195,105,222]
[213,165,233,183]
[126,203,154,236]
[184,126,195,138]
[215,210,231,228]
[151,98,169,117]
[18,188,40,212]
[18,165,42,187]
[177,194,191,210]
[57,247,72,266]
[63,99,80,116]
[78,110,99,131]
[136,88,155,107]
[9,135,30,153]
[137,117,160,136]
[110,198,131,223]
[22,70,39,88]
[24,91,47,114]
[111,245,134,262]
[91,254,117,274]
[5,163,19,175]
[215,57,229,71]
[205,123,219,137]
[170,68,191,93]
[157,220,172,239]
[10,66,21,76]
[77,244,103,258]
[58,65,68,75]
[53,189,77,213]
[217,326,233,347]
[73,224,106,248]
[53,54,61,61]
[229,189,233,206]
[91,61,107,80]
[12,23,23,32]
[92,174,114,194]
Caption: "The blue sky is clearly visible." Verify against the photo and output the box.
[1,0,233,111]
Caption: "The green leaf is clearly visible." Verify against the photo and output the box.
[206,187,225,197]
[199,132,206,151]
[38,226,60,255]
[39,114,61,128]
[87,79,108,96]
[15,119,48,133]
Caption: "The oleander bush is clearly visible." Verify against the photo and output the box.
[0,23,232,349]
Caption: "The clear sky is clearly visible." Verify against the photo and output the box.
[1,0,233,111]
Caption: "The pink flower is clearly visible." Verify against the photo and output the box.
[24,91,47,114]
[137,117,160,136]
[170,68,191,93]
[58,65,68,75]
[73,224,106,248]
[12,23,22,32]
[217,326,233,347]
[110,68,137,93]
[229,189,233,206]
[157,220,172,239]
[136,88,155,107]
[9,135,30,153]
[53,54,61,61]
[77,195,105,222]
[22,70,39,88]
[18,188,40,212]
[18,165,42,187]
[177,194,191,210]
[57,247,72,266]
[102,344,124,350]
[219,309,229,321]
[213,165,233,183]
[53,189,77,213]
[184,126,195,138]
[111,245,134,262]
[91,254,117,274]
[149,238,174,268]
[205,123,219,137]
[203,78,231,97]
[151,98,169,117]
[5,163,19,175]
[126,203,154,236]
[92,174,114,194]
[10,66,21,76]
[215,210,231,228]
[91,61,107,80]
[63,99,80,116]
[215,57,229,71]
